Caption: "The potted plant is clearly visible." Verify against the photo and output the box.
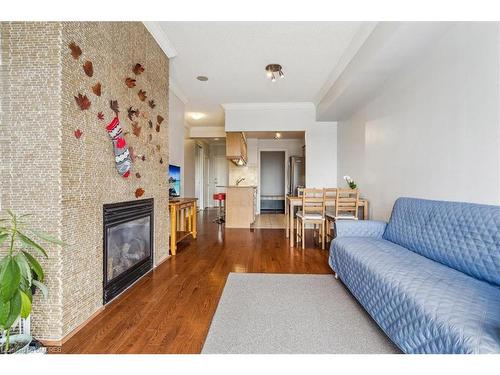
[343,175,357,189]
[0,210,63,354]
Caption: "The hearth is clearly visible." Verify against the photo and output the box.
[103,199,154,304]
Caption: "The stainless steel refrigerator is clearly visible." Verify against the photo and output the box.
[288,156,305,195]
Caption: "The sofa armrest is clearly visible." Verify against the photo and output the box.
[334,220,387,239]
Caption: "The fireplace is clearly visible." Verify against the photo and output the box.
[103,199,154,304]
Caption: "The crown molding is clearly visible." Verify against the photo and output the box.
[221,102,315,111]
[143,22,178,58]
[169,78,188,105]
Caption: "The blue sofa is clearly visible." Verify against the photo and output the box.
[329,197,500,354]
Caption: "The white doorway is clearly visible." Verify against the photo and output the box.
[195,144,205,209]
[259,151,286,214]
[212,155,228,204]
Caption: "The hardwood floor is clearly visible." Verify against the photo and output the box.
[61,209,332,354]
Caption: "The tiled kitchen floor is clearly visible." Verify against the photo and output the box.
[252,214,286,229]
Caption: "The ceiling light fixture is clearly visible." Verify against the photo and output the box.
[190,112,205,120]
[196,76,208,81]
[265,64,285,81]
[275,132,282,139]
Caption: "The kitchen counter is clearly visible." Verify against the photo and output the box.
[224,186,257,228]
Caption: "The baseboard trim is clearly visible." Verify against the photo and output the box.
[39,306,105,347]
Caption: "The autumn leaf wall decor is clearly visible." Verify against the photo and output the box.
[69,42,82,59]
[132,122,142,137]
[148,120,153,129]
[127,107,139,121]
[138,90,147,102]
[133,63,145,75]
[135,172,141,179]
[83,60,93,77]
[110,100,120,115]
[159,158,163,164]
[135,188,145,198]
[155,124,160,132]
[125,77,136,88]
[97,112,104,120]
[148,100,156,109]
[74,129,83,139]
[74,93,91,110]
[157,115,164,124]
[92,82,102,96]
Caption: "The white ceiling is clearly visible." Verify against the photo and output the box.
[158,22,364,127]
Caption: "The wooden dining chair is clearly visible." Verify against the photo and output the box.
[296,188,326,250]
[325,189,360,240]
[323,188,337,242]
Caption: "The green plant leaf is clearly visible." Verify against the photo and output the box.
[14,253,32,286]
[21,251,44,283]
[0,233,9,247]
[28,229,65,246]
[3,290,21,330]
[17,232,48,258]
[32,280,48,298]
[0,299,9,328]
[0,257,21,301]
[20,290,31,318]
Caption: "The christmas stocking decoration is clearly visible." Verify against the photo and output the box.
[106,117,132,178]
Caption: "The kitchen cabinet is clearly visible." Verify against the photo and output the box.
[226,132,247,166]
[224,186,257,228]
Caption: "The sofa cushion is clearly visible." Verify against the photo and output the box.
[329,237,500,353]
[383,197,500,286]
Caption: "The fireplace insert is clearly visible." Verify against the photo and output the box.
[103,198,154,304]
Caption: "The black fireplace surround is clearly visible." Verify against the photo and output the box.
[103,199,154,304]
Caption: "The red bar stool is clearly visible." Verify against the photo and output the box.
[213,193,226,224]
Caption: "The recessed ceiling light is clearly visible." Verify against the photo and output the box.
[196,76,208,81]
[190,112,205,120]
[214,138,220,141]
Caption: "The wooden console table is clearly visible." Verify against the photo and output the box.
[169,198,197,255]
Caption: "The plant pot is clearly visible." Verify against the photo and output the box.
[0,333,32,354]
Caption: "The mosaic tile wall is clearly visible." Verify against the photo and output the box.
[1,21,170,340]
[1,21,65,340]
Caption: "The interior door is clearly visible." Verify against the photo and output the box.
[204,154,210,209]
[214,155,228,193]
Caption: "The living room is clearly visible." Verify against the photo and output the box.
[1,1,500,374]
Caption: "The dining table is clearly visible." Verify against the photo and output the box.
[285,195,369,247]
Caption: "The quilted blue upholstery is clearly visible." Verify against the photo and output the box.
[329,237,500,353]
[329,197,500,354]
[335,220,386,239]
[383,197,500,286]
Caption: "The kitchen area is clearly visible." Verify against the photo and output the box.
[218,131,305,229]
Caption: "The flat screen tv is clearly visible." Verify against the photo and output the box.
[168,164,181,198]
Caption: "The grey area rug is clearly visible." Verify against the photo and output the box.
[202,273,401,354]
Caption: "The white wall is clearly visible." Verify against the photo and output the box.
[168,89,186,195]
[337,23,500,220]
[306,122,337,188]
